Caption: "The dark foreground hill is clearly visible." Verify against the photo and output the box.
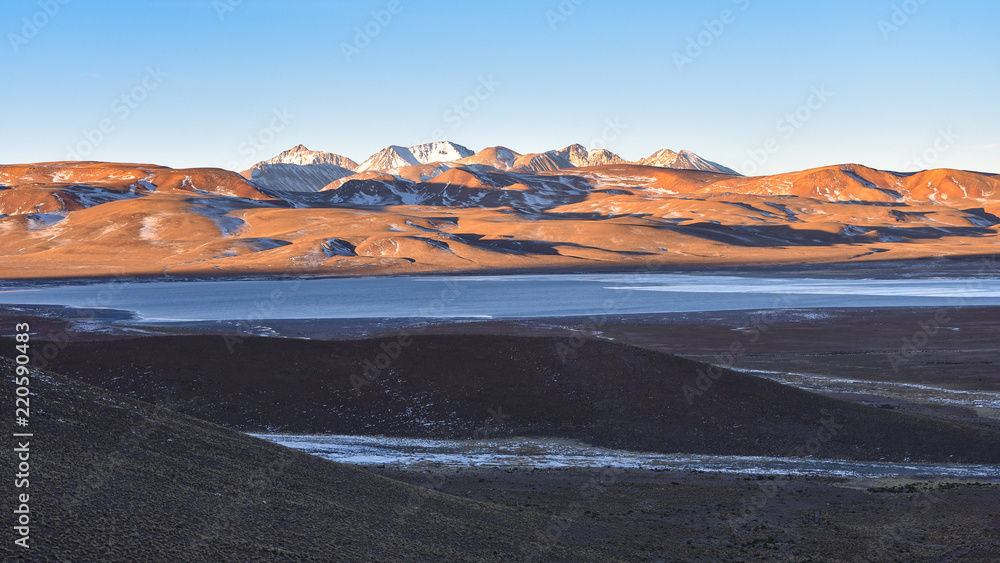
[0,357,610,562]
[15,334,1000,464]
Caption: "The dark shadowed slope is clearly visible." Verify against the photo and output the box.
[0,357,612,562]
[15,334,1000,464]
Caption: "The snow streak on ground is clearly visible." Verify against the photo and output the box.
[253,434,1000,479]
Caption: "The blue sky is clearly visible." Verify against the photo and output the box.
[2,0,998,175]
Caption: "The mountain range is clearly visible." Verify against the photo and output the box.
[0,143,997,279]
[243,141,738,192]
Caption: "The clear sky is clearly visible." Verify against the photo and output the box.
[2,0,998,175]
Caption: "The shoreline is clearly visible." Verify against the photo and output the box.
[0,253,998,286]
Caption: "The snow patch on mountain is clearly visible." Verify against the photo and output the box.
[637,149,740,175]
[457,146,522,170]
[488,147,519,169]
[261,144,359,171]
[408,141,474,164]
[512,152,575,172]
[25,212,67,230]
[247,163,356,193]
[139,216,163,240]
[358,142,475,172]
[554,144,626,167]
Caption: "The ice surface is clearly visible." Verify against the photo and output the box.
[252,433,1000,478]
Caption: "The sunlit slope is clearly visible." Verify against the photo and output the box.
[0,161,997,278]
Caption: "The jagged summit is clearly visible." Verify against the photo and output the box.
[262,144,359,171]
[637,149,738,175]
[554,144,627,167]
[357,141,475,172]
[241,144,358,193]
[512,151,575,172]
[246,141,742,180]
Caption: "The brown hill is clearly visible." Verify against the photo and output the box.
[553,144,626,167]
[0,161,998,278]
[456,146,521,170]
[636,149,739,175]
[512,151,575,172]
[708,164,1000,203]
[0,161,276,201]
[387,162,453,182]
[255,143,360,170]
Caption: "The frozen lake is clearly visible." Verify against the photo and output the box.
[2,273,999,323]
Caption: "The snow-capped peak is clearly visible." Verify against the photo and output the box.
[554,144,626,167]
[408,141,475,165]
[262,144,359,171]
[638,149,739,175]
[357,141,475,172]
